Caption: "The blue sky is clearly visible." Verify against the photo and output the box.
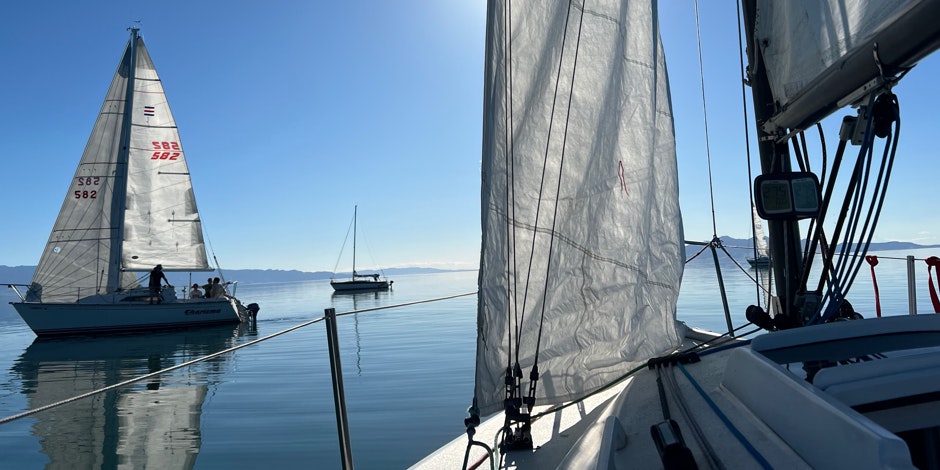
[2,1,937,272]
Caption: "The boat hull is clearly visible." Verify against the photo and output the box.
[747,255,770,267]
[11,298,244,336]
[330,280,390,292]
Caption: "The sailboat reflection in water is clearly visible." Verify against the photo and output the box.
[10,325,246,468]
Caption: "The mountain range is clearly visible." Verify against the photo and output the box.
[0,266,461,287]
[2,239,936,286]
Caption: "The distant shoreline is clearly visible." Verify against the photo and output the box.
[0,266,476,286]
[4,238,937,285]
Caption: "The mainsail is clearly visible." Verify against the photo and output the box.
[27,29,209,303]
[755,0,940,133]
[475,0,684,415]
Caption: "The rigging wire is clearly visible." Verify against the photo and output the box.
[0,291,477,426]
[503,0,518,371]
[197,215,230,284]
[330,211,356,275]
[733,0,767,308]
[529,0,587,396]
[527,323,763,423]
[694,0,719,237]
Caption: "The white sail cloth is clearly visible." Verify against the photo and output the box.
[755,0,913,111]
[475,0,684,415]
[122,40,208,272]
[27,33,210,303]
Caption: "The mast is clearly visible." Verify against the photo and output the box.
[741,1,804,324]
[352,205,357,278]
[742,1,940,326]
[107,27,138,293]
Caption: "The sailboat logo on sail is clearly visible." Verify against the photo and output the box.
[144,105,155,117]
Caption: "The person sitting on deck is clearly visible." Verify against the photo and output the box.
[190,283,204,299]
[149,265,171,304]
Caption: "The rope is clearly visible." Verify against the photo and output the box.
[502,0,518,371]
[529,0,587,400]
[926,256,940,313]
[528,324,763,423]
[735,0,761,296]
[694,0,718,237]
[0,291,477,425]
[865,255,882,317]
[0,320,315,425]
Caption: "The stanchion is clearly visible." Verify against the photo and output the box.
[325,307,354,469]
[907,255,917,315]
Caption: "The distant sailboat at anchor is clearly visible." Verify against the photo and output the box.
[330,206,393,292]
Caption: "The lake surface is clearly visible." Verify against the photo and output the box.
[0,248,937,469]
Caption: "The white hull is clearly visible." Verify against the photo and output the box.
[11,297,245,336]
[415,316,940,469]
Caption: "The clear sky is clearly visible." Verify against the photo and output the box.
[2,1,937,272]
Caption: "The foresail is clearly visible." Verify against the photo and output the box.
[122,38,210,272]
[27,41,137,303]
[475,0,684,415]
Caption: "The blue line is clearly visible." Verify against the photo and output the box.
[676,363,774,469]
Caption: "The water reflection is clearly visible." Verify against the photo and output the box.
[331,290,394,376]
[10,324,248,469]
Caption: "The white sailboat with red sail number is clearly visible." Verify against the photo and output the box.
[9,28,255,336]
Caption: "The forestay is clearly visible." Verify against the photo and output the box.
[475,0,684,415]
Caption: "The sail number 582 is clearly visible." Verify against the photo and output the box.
[74,176,99,199]
[151,141,181,160]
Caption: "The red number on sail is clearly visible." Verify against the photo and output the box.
[151,151,174,160]
[151,150,181,160]
[151,141,181,151]
[73,190,97,199]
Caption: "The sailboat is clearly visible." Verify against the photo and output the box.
[8,28,256,336]
[416,1,940,468]
[330,206,392,292]
[747,206,771,268]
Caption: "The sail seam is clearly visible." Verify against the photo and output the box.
[491,205,677,290]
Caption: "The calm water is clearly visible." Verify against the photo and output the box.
[0,249,937,469]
